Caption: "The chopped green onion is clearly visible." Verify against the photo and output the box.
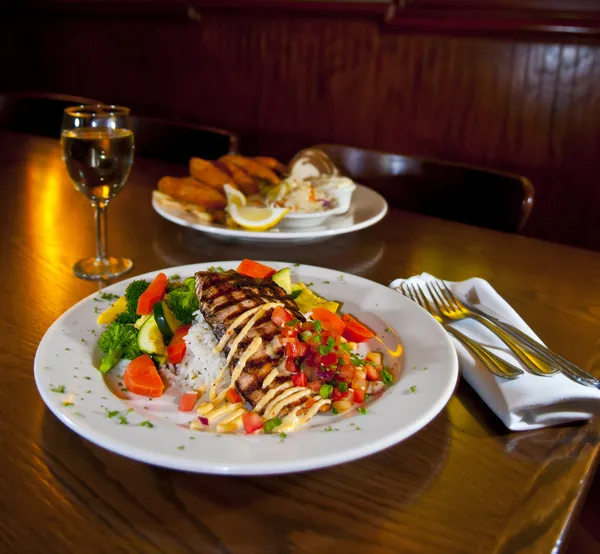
[409,385,417,393]
[318,344,331,355]
[313,320,323,332]
[264,417,282,434]
[299,330,312,342]
[350,354,367,367]
[279,432,287,440]
[339,342,351,353]
[313,334,322,343]
[319,384,333,399]
[286,319,299,327]
[326,336,335,349]
[357,407,368,415]
[50,385,66,393]
[338,382,348,393]
[140,420,154,428]
[332,407,339,415]
[382,368,394,385]
[324,426,333,432]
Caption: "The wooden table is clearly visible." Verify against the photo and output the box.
[2,131,599,554]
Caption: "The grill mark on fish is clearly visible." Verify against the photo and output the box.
[195,270,305,410]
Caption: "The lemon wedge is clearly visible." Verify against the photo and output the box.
[224,184,246,207]
[228,203,289,231]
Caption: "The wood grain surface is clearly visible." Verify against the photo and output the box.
[1,131,600,554]
[2,6,600,252]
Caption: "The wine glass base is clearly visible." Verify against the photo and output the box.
[73,257,133,281]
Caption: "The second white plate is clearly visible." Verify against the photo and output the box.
[152,184,388,241]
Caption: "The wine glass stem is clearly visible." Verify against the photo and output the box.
[93,201,108,263]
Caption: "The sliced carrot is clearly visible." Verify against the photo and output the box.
[178,391,198,412]
[236,259,276,279]
[137,272,168,315]
[311,308,345,335]
[123,354,164,397]
[341,314,375,343]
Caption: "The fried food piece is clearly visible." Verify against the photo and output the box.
[157,176,226,210]
[219,155,280,186]
[217,159,259,196]
[189,158,237,192]
[254,156,287,175]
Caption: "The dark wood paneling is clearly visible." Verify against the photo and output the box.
[1,7,599,249]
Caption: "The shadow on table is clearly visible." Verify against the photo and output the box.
[151,225,387,279]
[39,406,451,552]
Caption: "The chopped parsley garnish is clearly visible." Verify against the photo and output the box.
[382,368,394,386]
[339,342,351,353]
[207,266,225,273]
[86,390,91,394]
[338,274,345,281]
[140,420,154,428]
[177,445,185,450]
[305,282,314,287]
[279,432,287,439]
[322,281,331,284]
[105,408,120,418]
[324,426,333,432]
[338,382,348,393]
[50,385,65,393]
[384,328,390,333]
[65,348,70,351]
[99,292,120,302]
[313,320,322,333]
[332,407,339,415]
[84,376,91,380]
[357,407,368,415]
[118,415,129,425]
[62,401,74,407]
[80,338,87,344]
[286,319,299,327]
[94,307,102,314]
[189,436,195,440]
[409,385,417,393]
[355,426,362,431]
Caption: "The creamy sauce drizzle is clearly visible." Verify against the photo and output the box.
[262,386,310,419]
[231,336,262,387]
[254,381,292,413]
[278,398,330,433]
[262,368,279,389]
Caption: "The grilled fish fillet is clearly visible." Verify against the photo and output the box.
[195,270,305,409]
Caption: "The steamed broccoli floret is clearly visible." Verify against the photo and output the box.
[97,323,141,373]
[111,280,150,325]
[165,277,198,324]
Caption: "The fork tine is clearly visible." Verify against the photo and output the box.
[441,281,464,310]
[431,281,457,311]
[412,283,437,314]
[426,281,450,314]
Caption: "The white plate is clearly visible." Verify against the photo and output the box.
[34,262,458,475]
[152,184,388,241]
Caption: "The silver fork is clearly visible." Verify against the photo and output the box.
[401,283,524,379]
[426,281,558,377]
[445,284,600,388]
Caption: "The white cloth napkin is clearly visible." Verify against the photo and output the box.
[389,273,600,431]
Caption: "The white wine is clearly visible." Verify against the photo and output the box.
[61,128,134,202]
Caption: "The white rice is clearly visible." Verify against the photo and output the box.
[161,311,228,396]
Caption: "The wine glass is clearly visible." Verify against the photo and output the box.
[61,104,134,280]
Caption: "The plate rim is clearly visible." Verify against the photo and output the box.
[152,184,389,240]
[34,261,459,475]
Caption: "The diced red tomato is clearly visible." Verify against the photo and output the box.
[167,324,192,364]
[342,314,375,343]
[311,308,345,335]
[136,273,168,315]
[242,411,263,434]
[286,340,308,358]
[123,355,164,397]
[307,380,322,392]
[272,306,293,326]
[292,373,307,387]
[332,388,351,401]
[226,388,242,403]
[236,259,276,279]
[321,352,338,367]
[353,388,366,403]
[285,357,298,373]
[280,326,299,338]
[178,391,198,412]
[338,364,356,382]
[365,364,381,381]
